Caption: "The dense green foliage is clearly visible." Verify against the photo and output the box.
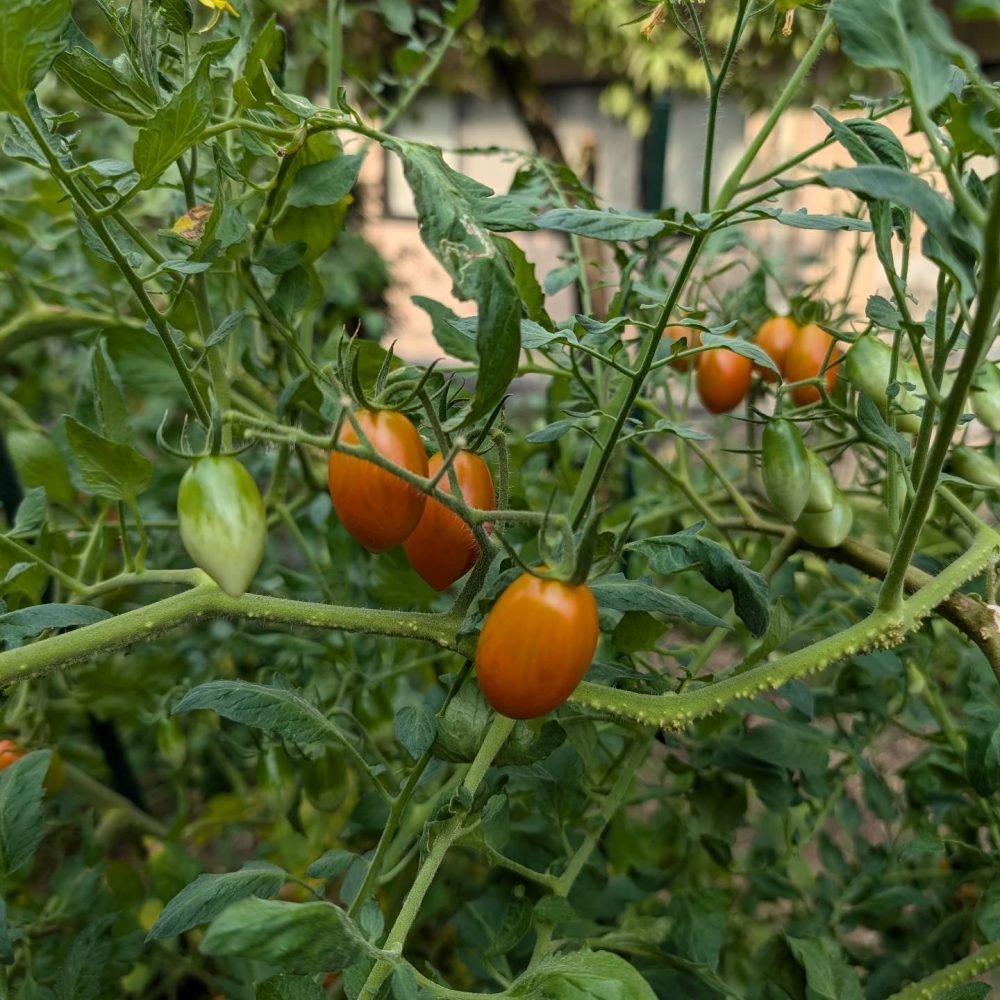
[2,1,1000,999]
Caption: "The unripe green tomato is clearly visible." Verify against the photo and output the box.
[794,489,854,548]
[762,419,811,522]
[301,749,349,812]
[803,451,836,514]
[845,335,921,432]
[257,746,297,816]
[951,445,1000,490]
[177,456,267,598]
[971,362,1000,432]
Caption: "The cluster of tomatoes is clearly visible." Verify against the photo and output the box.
[174,407,600,721]
[666,316,840,413]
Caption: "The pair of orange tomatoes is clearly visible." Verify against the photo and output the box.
[327,409,495,591]
[666,318,840,413]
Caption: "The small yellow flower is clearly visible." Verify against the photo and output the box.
[197,0,238,33]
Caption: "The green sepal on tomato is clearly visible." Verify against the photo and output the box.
[177,456,267,599]
[844,335,921,433]
[475,572,599,720]
[404,450,495,590]
[761,418,811,521]
[328,408,428,552]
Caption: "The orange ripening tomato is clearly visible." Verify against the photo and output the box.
[785,323,840,406]
[663,325,701,372]
[753,316,799,382]
[404,451,495,591]
[0,740,23,770]
[475,573,599,720]
[696,344,753,414]
[328,409,428,552]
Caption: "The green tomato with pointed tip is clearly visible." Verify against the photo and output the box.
[177,456,267,598]
[794,489,854,548]
[971,363,1000,433]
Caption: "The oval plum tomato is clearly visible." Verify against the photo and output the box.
[753,316,799,382]
[794,489,853,548]
[178,456,267,599]
[663,325,701,372]
[0,740,23,770]
[404,451,495,591]
[475,573,599,720]
[761,419,811,522]
[785,323,840,406]
[971,362,1000,432]
[696,343,752,414]
[328,409,428,552]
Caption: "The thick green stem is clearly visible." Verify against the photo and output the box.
[0,583,461,689]
[714,16,836,210]
[358,714,516,999]
[877,175,1000,612]
[886,939,1000,1000]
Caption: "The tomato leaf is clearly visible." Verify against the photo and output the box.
[508,949,657,999]
[786,936,864,1000]
[200,898,369,973]
[857,392,911,459]
[0,750,51,878]
[172,680,339,744]
[627,531,770,638]
[63,415,152,503]
[286,152,366,208]
[383,138,521,419]
[536,208,667,242]
[53,46,157,126]
[591,575,728,631]
[0,0,70,115]
[0,604,111,651]
[256,976,329,1000]
[148,861,287,941]
[133,56,214,188]
[394,704,436,760]
[305,849,357,880]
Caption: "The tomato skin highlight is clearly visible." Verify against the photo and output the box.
[785,323,840,406]
[696,344,753,414]
[753,316,799,382]
[761,419,811,521]
[475,574,599,720]
[178,456,267,598]
[328,409,428,552]
[663,325,701,372]
[404,451,495,591]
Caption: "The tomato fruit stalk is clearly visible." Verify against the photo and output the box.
[328,409,429,552]
[404,451,495,590]
[177,456,267,598]
[762,419,811,521]
[475,573,599,720]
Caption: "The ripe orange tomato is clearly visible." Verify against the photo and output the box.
[0,740,22,770]
[328,409,428,552]
[785,323,840,406]
[696,344,753,414]
[663,325,701,372]
[475,573,599,719]
[753,316,799,382]
[404,451,495,591]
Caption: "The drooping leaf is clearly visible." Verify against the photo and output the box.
[590,575,729,630]
[508,949,657,999]
[0,0,71,114]
[0,751,51,878]
[148,861,287,940]
[63,415,152,503]
[0,604,111,651]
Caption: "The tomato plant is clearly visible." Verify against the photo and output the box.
[2,1,1000,998]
